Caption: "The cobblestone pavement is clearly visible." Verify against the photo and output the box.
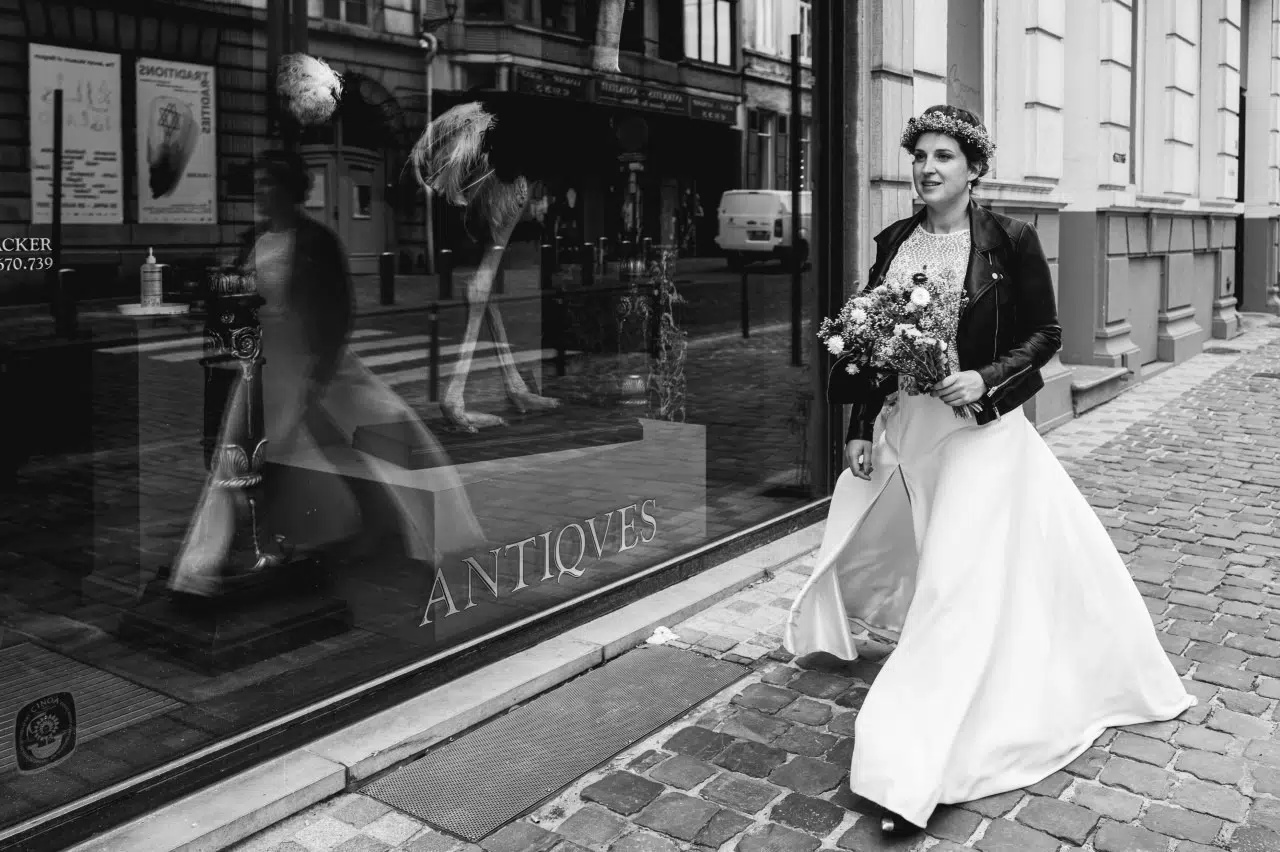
[225,318,1280,852]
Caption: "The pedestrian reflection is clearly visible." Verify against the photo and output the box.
[169,150,483,596]
[409,96,561,431]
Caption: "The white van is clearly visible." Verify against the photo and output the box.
[714,189,812,270]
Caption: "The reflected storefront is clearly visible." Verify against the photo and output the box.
[0,1,848,849]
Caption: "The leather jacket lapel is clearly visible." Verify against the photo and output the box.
[963,201,1008,313]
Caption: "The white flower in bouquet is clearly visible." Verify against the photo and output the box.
[911,287,931,307]
[827,336,846,355]
[845,362,860,376]
[850,307,867,324]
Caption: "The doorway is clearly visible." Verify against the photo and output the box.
[300,146,387,276]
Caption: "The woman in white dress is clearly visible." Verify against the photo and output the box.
[784,106,1194,836]
[170,151,484,595]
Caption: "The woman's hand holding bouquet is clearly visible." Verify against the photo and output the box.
[818,269,984,419]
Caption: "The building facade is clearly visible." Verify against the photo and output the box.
[740,0,814,191]
[859,0,1280,432]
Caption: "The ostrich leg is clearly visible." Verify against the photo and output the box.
[440,219,517,432]
[484,296,561,413]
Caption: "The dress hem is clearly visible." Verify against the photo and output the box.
[849,695,1198,828]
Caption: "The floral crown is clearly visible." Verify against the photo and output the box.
[900,110,996,161]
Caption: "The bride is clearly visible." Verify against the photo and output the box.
[169,150,484,595]
[784,106,1194,835]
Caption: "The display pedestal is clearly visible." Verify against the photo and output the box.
[353,403,645,470]
[118,558,352,672]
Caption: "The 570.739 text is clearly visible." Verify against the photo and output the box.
[0,257,54,272]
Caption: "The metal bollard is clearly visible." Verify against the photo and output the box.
[494,246,506,295]
[428,303,441,402]
[379,251,395,306]
[540,243,554,290]
[741,270,750,339]
[642,237,653,265]
[581,243,595,289]
[54,267,78,338]
[438,248,454,301]
[597,237,607,275]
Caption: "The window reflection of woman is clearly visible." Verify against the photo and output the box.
[170,151,483,596]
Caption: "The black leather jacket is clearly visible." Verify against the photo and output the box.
[830,200,1062,441]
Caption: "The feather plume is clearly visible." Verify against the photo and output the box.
[409,100,535,235]
[277,53,344,126]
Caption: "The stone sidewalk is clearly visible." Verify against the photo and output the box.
[228,315,1280,852]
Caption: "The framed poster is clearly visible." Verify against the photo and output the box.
[136,58,217,224]
[28,44,123,225]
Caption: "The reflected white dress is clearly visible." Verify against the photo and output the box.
[169,229,484,595]
[784,226,1194,828]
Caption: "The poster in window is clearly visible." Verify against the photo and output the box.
[136,58,218,224]
[28,44,123,225]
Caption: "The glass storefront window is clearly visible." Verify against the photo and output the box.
[0,1,838,847]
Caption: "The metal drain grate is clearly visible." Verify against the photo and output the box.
[1252,372,1280,380]
[1203,347,1242,355]
[362,645,747,841]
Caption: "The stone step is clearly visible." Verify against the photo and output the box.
[1069,364,1133,416]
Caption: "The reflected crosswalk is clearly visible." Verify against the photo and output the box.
[99,328,570,388]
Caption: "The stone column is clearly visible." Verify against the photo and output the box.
[1240,0,1280,314]
[1201,0,1244,338]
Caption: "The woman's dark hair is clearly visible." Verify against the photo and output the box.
[255,149,313,205]
[907,104,993,190]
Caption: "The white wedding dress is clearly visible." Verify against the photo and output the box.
[169,229,484,595]
[784,227,1194,828]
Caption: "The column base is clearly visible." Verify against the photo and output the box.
[1211,296,1244,339]
[1157,305,1204,363]
[1025,357,1075,433]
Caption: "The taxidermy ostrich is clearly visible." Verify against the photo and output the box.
[409,94,565,431]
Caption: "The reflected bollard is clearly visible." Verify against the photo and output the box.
[54,267,78,338]
[438,248,454,301]
[581,243,594,289]
[741,270,750,339]
[428,302,441,402]
[554,285,567,377]
[494,246,506,295]
[379,252,395,306]
[540,243,554,290]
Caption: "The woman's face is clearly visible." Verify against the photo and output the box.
[254,169,293,218]
[911,132,979,208]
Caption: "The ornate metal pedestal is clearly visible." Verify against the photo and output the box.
[118,270,351,672]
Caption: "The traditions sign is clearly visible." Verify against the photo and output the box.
[135,59,218,224]
[28,44,124,225]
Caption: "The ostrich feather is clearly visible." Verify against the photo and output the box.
[277,53,344,126]
[409,99,540,235]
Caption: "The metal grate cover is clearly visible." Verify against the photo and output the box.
[362,645,747,841]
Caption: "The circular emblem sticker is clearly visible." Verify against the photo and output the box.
[15,692,77,774]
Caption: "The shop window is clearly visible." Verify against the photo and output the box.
[352,180,373,219]
[543,0,582,33]
[621,0,645,53]
[799,0,812,62]
[684,0,734,66]
[754,0,775,53]
[775,114,790,190]
[323,0,370,26]
[746,108,772,188]
[469,0,504,18]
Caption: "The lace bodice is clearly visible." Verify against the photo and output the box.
[884,225,970,396]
